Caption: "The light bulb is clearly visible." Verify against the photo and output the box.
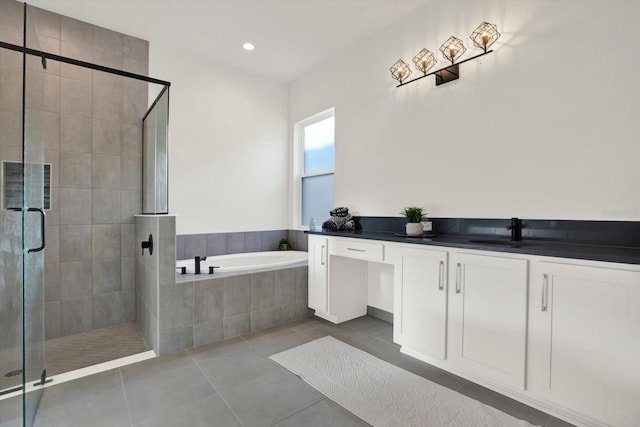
[481,32,489,47]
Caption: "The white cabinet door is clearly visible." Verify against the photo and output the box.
[308,235,328,316]
[389,245,448,361]
[449,252,528,390]
[529,261,640,427]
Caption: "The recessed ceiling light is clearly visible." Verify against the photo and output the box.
[243,42,255,51]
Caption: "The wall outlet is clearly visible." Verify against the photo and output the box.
[421,221,433,232]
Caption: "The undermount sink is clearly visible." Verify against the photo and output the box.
[468,239,540,247]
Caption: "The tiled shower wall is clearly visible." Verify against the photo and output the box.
[135,215,176,355]
[0,2,150,339]
[176,229,309,260]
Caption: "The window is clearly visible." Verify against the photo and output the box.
[294,108,335,228]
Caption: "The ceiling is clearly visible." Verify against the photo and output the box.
[27,0,427,82]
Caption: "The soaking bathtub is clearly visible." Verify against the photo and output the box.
[176,250,308,275]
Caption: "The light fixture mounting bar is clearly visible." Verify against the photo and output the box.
[396,49,493,88]
[435,64,459,86]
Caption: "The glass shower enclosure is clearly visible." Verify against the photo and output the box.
[0,3,170,426]
[142,87,169,214]
[0,3,47,426]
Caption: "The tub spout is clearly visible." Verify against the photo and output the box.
[194,256,206,274]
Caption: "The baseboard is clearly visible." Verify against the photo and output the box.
[367,306,393,323]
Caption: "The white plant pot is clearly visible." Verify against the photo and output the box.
[405,222,424,236]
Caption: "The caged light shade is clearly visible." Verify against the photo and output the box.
[389,59,412,83]
[412,48,437,74]
[470,21,500,52]
[439,36,466,65]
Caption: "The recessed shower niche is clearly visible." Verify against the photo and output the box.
[2,161,51,210]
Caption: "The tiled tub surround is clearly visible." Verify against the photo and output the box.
[137,216,310,355]
[174,265,311,353]
[176,229,308,259]
[0,3,150,339]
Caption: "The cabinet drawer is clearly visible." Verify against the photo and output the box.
[330,239,384,262]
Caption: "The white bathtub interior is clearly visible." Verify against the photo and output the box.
[176,250,308,274]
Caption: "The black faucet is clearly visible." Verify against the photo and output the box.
[507,217,522,241]
[194,256,207,274]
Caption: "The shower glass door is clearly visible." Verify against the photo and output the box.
[0,2,45,425]
[23,4,47,426]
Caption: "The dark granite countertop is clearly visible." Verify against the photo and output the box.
[306,230,640,265]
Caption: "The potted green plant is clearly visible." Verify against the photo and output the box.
[401,207,426,236]
[279,238,292,251]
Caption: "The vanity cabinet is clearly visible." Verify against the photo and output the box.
[387,245,448,361]
[308,236,373,323]
[307,233,640,427]
[528,261,640,427]
[448,252,528,390]
[307,235,329,318]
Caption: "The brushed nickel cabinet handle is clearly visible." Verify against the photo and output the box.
[346,248,366,252]
[321,245,326,266]
[455,263,461,294]
[438,260,444,291]
[542,274,549,312]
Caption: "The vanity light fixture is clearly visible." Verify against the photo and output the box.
[470,21,500,52]
[439,36,466,64]
[389,21,500,88]
[412,48,437,74]
[389,59,412,84]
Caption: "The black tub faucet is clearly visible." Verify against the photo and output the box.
[194,256,207,274]
[507,217,523,241]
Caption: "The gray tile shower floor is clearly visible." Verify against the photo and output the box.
[1,316,576,427]
[45,322,149,376]
[0,322,148,394]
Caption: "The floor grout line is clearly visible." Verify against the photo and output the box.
[267,398,325,427]
[455,379,469,392]
[187,350,245,427]
[118,367,135,427]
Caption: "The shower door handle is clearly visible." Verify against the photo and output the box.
[27,208,46,253]
[6,207,46,252]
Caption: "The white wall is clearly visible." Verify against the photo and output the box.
[150,46,289,235]
[289,0,640,222]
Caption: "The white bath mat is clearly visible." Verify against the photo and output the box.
[270,336,536,427]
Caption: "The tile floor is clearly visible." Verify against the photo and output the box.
[0,316,576,427]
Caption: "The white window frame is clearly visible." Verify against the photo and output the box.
[292,107,335,229]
